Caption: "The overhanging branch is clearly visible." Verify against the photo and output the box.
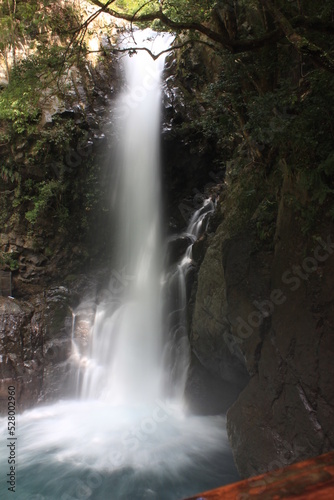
[87,0,283,53]
[86,0,334,67]
[89,39,217,61]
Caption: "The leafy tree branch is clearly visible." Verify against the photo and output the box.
[84,0,334,68]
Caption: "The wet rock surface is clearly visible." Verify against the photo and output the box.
[165,235,194,267]
[226,190,334,477]
[0,274,102,414]
[190,223,252,386]
[191,175,334,477]
[185,354,247,416]
[0,297,42,412]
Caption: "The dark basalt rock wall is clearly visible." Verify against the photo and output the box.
[161,45,224,231]
[0,297,42,411]
[191,172,334,476]
[0,288,73,413]
[226,179,334,477]
[0,274,103,414]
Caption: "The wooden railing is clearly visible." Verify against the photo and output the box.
[184,451,334,499]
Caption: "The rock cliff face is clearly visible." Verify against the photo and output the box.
[0,287,72,412]
[0,274,104,413]
[0,0,122,292]
[0,296,42,410]
[191,172,334,477]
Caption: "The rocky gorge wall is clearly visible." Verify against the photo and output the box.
[190,170,334,477]
[0,287,70,412]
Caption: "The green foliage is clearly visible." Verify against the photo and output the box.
[0,60,41,135]
[0,189,11,227]
[0,165,20,183]
[0,0,84,138]
[0,0,88,218]
[114,0,157,14]
[46,2,81,37]
[0,0,108,271]
[0,250,19,271]
[277,71,334,224]
[245,82,293,148]
[163,0,216,23]
[174,1,334,236]
[32,117,78,169]
[24,179,67,226]
[114,0,216,23]
[1,0,80,44]
[255,198,278,245]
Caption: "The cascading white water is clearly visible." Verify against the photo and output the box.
[0,31,238,500]
[79,30,168,405]
[162,199,215,401]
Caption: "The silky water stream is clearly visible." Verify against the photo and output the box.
[0,31,238,500]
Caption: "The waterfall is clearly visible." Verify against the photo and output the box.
[0,30,238,500]
[76,31,213,408]
[162,199,215,400]
[78,30,170,405]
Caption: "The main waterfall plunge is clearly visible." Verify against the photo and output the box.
[79,31,167,405]
[0,31,238,499]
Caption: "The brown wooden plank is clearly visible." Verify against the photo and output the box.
[184,452,334,499]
